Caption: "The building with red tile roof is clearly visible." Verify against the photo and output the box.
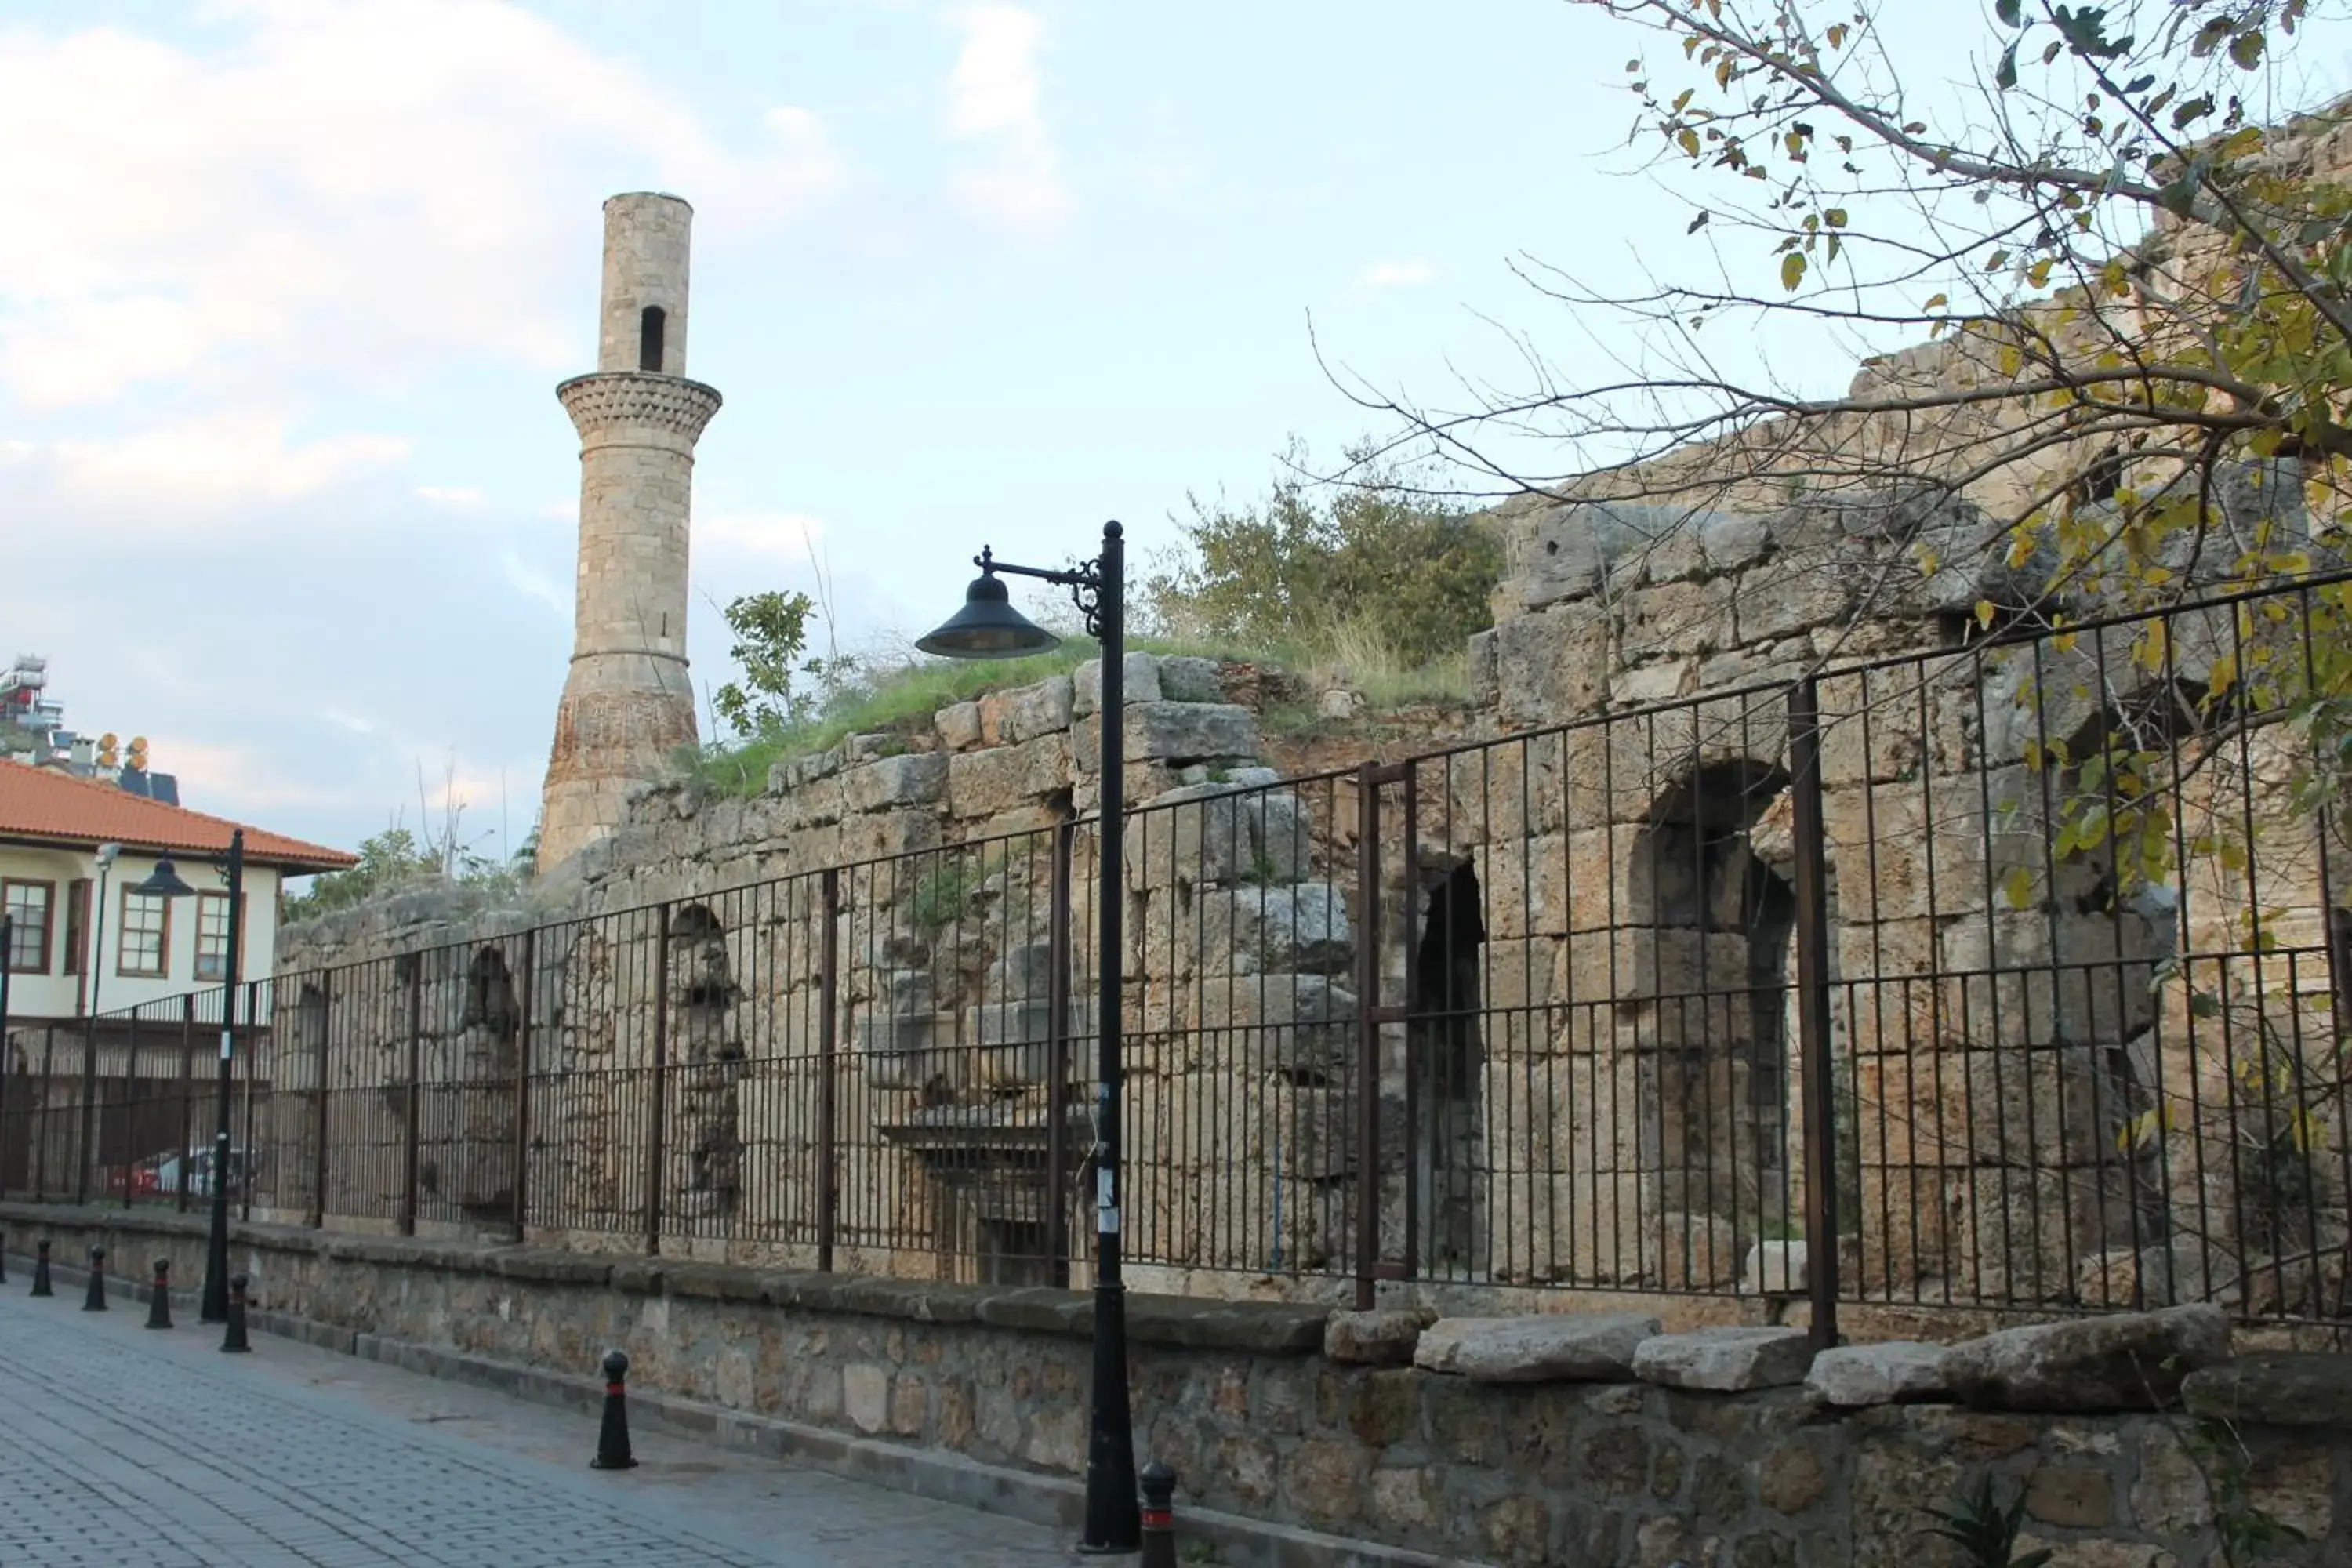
[2,758,358,1195]
[0,758,357,874]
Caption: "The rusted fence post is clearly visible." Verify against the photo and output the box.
[1044,822,1075,1289]
[32,1027,53,1203]
[310,978,331,1228]
[238,980,259,1222]
[1352,761,1385,1312]
[817,871,840,1272]
[74,1017,96,1205]
[512,929,535,1243]
[122,1011,141,1209]
[1787,677,1842,1351]
[176,996,195,1213]
[643,906,671,1255]
[401,961,423,1237]
[0,913,11,1199]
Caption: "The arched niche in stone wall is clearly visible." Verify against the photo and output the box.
[1621,756,1803,1285]
[2046,677,2350,1312]
[665,903,743,1221]
[1410,855,1486,1272]
[450,946,520,1216]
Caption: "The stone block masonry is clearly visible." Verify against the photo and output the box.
[540,192,724,873]
[9,1201,2347,1567]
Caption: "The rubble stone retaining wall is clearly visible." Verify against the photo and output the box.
[7,1201,2343,1567]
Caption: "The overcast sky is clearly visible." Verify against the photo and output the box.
[6,0,2347,869]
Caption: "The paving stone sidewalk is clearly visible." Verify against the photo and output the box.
[0,1282,1088,1567]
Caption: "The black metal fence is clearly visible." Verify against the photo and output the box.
[0,981,273,1214]
[8,575,2350,1324]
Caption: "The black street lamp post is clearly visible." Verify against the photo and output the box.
[917,522,1139,1555]
[132,829,245,1323]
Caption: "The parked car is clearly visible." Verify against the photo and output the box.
[125,1146,256,1200]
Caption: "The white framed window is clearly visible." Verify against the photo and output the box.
[4,880,52,973]
[118,888,169,979]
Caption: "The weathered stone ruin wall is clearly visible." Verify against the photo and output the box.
[12,1202,2350,1567]
[1450,452,2352,1316]
[274,452,2352,1319]
[279,655,1391,1293]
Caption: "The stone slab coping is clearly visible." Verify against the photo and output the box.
[5,1242,1447,1568]
[0,1203,1330,1356]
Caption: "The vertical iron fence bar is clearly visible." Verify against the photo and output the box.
[75,1015,96,1204]
[34,1025,53,1202]
[122,1011,140,1208]
[177,996,195,1213]
[1046,822,1074,1290]
[818,871,840,1272]
[0,914,10,1197]
[310,977,332,1228]
[1787,677,1841,1349]
[402,961,423,1236]
[2302,586,2352,1321]
[1399,764,1421,1280]
[240,979,257,1222]
[1352,761,1382,1311]
[513,930,535,1243]
[644,905,671,1255]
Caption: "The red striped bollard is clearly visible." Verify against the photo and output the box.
[146,1258,173,1330]
[1139,1461,1178,1568]
[590,1350,637,1470]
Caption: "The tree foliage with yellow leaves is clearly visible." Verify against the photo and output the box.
[1356,1,2352,903]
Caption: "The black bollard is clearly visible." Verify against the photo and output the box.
[82,1245,106,1311]
[220,1272,251,1352]
[1,1226,9,1284]
[30,1238,51,1297]
[1139,1461,1178,1568]
[590,1349,637,1470]
[146,1258,173,1330]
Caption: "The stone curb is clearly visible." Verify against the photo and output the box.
[2,1243,1454,1568]
[0,1203,1329,1357]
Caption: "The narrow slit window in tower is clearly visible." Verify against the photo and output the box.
[638,306,666,372]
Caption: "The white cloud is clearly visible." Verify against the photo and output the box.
[942,5,1069,231]
[40,414,408,516]
[500,548,571,618]
[416,485,485,507]
[143,735,347,815]
[699,510,827,561]
[321,708,376,735]
[1356,260,1437,292]
[0,1,846,409]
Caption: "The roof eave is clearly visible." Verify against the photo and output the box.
[0,830,358,876]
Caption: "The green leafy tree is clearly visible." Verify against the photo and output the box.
[711,590,817,738]
[1355,2,2352,883]
[1344,2,2352,1249]
[281,828,442,920]
[1145,443,1502,667]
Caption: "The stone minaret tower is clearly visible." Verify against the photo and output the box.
[538,193,723,870]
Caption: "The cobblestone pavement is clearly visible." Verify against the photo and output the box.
[0,1281,1089,1567]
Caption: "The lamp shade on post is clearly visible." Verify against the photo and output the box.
[915,564,1061,660]
[132,859,198,900]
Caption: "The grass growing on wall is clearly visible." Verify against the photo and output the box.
[687,643,1094,797]
[686,626,1478,800]
[687,441,1497,799]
